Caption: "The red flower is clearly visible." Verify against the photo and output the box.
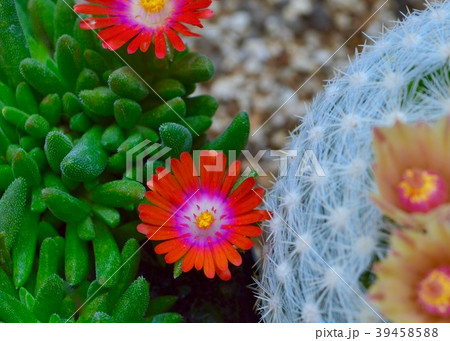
[138,151,271,280]
[74,0,215,58]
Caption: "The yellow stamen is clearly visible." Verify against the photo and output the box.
[196,211,215,230]
[398,169,439,203]
[140,0,166,14]
[418,267,450,316]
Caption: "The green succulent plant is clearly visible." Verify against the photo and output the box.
[0,0,250,322]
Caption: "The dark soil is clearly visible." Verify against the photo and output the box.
[141,246,259,322]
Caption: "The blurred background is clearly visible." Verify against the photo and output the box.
[187,0,425,188]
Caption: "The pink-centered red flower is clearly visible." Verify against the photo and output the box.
[137,151,271,280]
[369,212,450,322]
[74,0,215,58]
[371,116,450,229]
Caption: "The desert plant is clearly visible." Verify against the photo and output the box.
[0,0,250,322]
[256,0,450,323]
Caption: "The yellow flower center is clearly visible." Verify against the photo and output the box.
[399,169,438,203]
[418,266,450,317]
[397,168,447,212]
[140,0,166,14]
[196,211,215,230]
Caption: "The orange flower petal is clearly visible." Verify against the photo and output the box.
[233,210,272,225]
[230,188,264,215]
[194,247,205,271]
[139,205,176,227]
[145,191,174,212]
[165,243,190,264]
[227,177,255,203]
[217,267,231,281]
[212,243,228,271]
[137,224,180,240]
[222,241,242,266]
[154,238,183,254]
[180,152,200,191]
[226,233,253,250]
[221,161,241,196]
[232,225,262,237]
[182,246,198,272]
[203,247,215,279]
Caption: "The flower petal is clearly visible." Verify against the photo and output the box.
[221,241,242,266]
[212,243,228,271]
[221,160,241,196]
[229,188,264,214]
[194,245,205,271]
[165,242,190,264]
[155,238,184,254]
[226,233,253,250]
[165,29,186,52]
[203,247,215,279]
[154,31,167,59]
[137,224,181,240]
[181,246,198,272]
[232,225,262,237]
[217,267,231,281]
[232,209,272,225]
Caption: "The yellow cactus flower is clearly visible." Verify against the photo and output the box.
[371,115,450,229]
[369,212,450,322]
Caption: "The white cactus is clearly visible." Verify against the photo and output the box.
[256,0,450,323]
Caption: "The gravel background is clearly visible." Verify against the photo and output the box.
[187,0,426,187]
